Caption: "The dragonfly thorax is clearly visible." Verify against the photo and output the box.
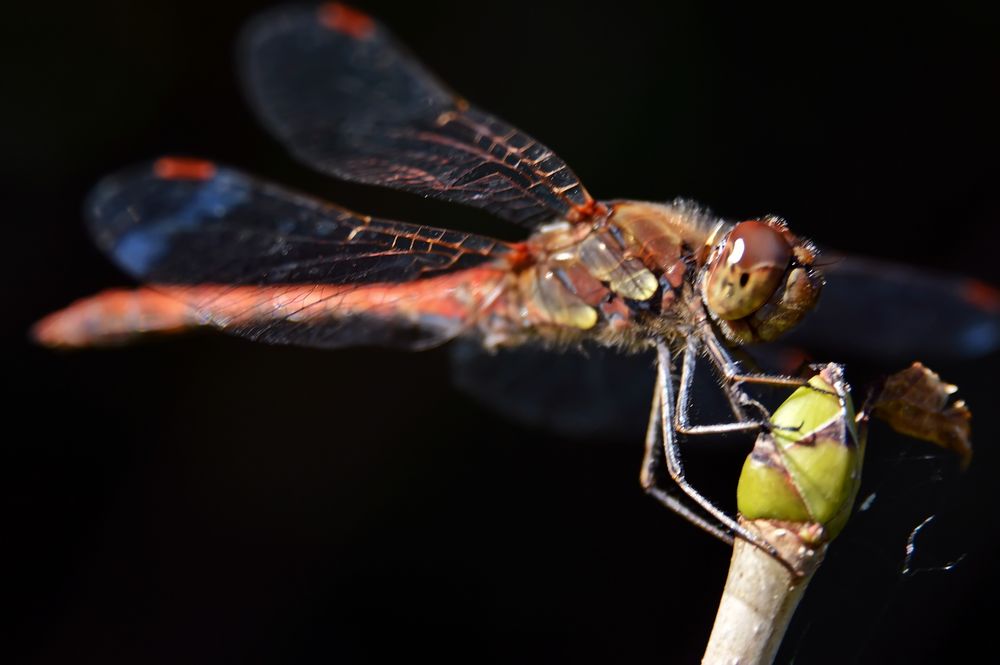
[480,201,715,349]
[486,203,822,351]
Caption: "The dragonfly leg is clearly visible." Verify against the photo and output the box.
[639,384,734,545]
[699,325,816,392]
[674,335,766,437]
[652,340,781,559]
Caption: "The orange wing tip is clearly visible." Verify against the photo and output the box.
[317,2,375,39]
[153,156,217,181]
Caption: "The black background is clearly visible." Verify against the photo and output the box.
[5,2,999,663]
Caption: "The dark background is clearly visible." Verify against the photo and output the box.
[5,1,999,663]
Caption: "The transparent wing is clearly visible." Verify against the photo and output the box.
[239,3,601,227]
[786,254,1000,362]
[449,341,655,441]
[85,157,512,349]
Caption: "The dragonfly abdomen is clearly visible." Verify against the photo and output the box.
[33,267,512,350]
[31,287,195,347]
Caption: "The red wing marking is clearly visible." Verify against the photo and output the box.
[153,157,217,181]
[961,279,1000,313]
[317,3,375,39]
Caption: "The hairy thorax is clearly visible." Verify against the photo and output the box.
[477,200,726,351]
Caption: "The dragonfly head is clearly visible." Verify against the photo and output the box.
[701,217,823,343]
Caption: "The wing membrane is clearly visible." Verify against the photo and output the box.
[240,3,599,227]
[85,158,512,349]
[786,254,1000,361]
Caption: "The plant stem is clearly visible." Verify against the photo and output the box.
[702,520,826,665]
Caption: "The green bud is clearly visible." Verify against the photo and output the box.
[737,365,864,543]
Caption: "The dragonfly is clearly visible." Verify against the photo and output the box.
[32,2,999,557]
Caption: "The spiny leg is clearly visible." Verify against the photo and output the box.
[699,325,818,392]
[654,340,781,559]
[697,325,836,441]
[639,383,734,545]
[674,335,766,437]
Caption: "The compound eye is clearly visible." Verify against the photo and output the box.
[704,221,793,320]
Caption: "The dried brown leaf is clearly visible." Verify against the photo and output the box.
[869,362,972,468]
